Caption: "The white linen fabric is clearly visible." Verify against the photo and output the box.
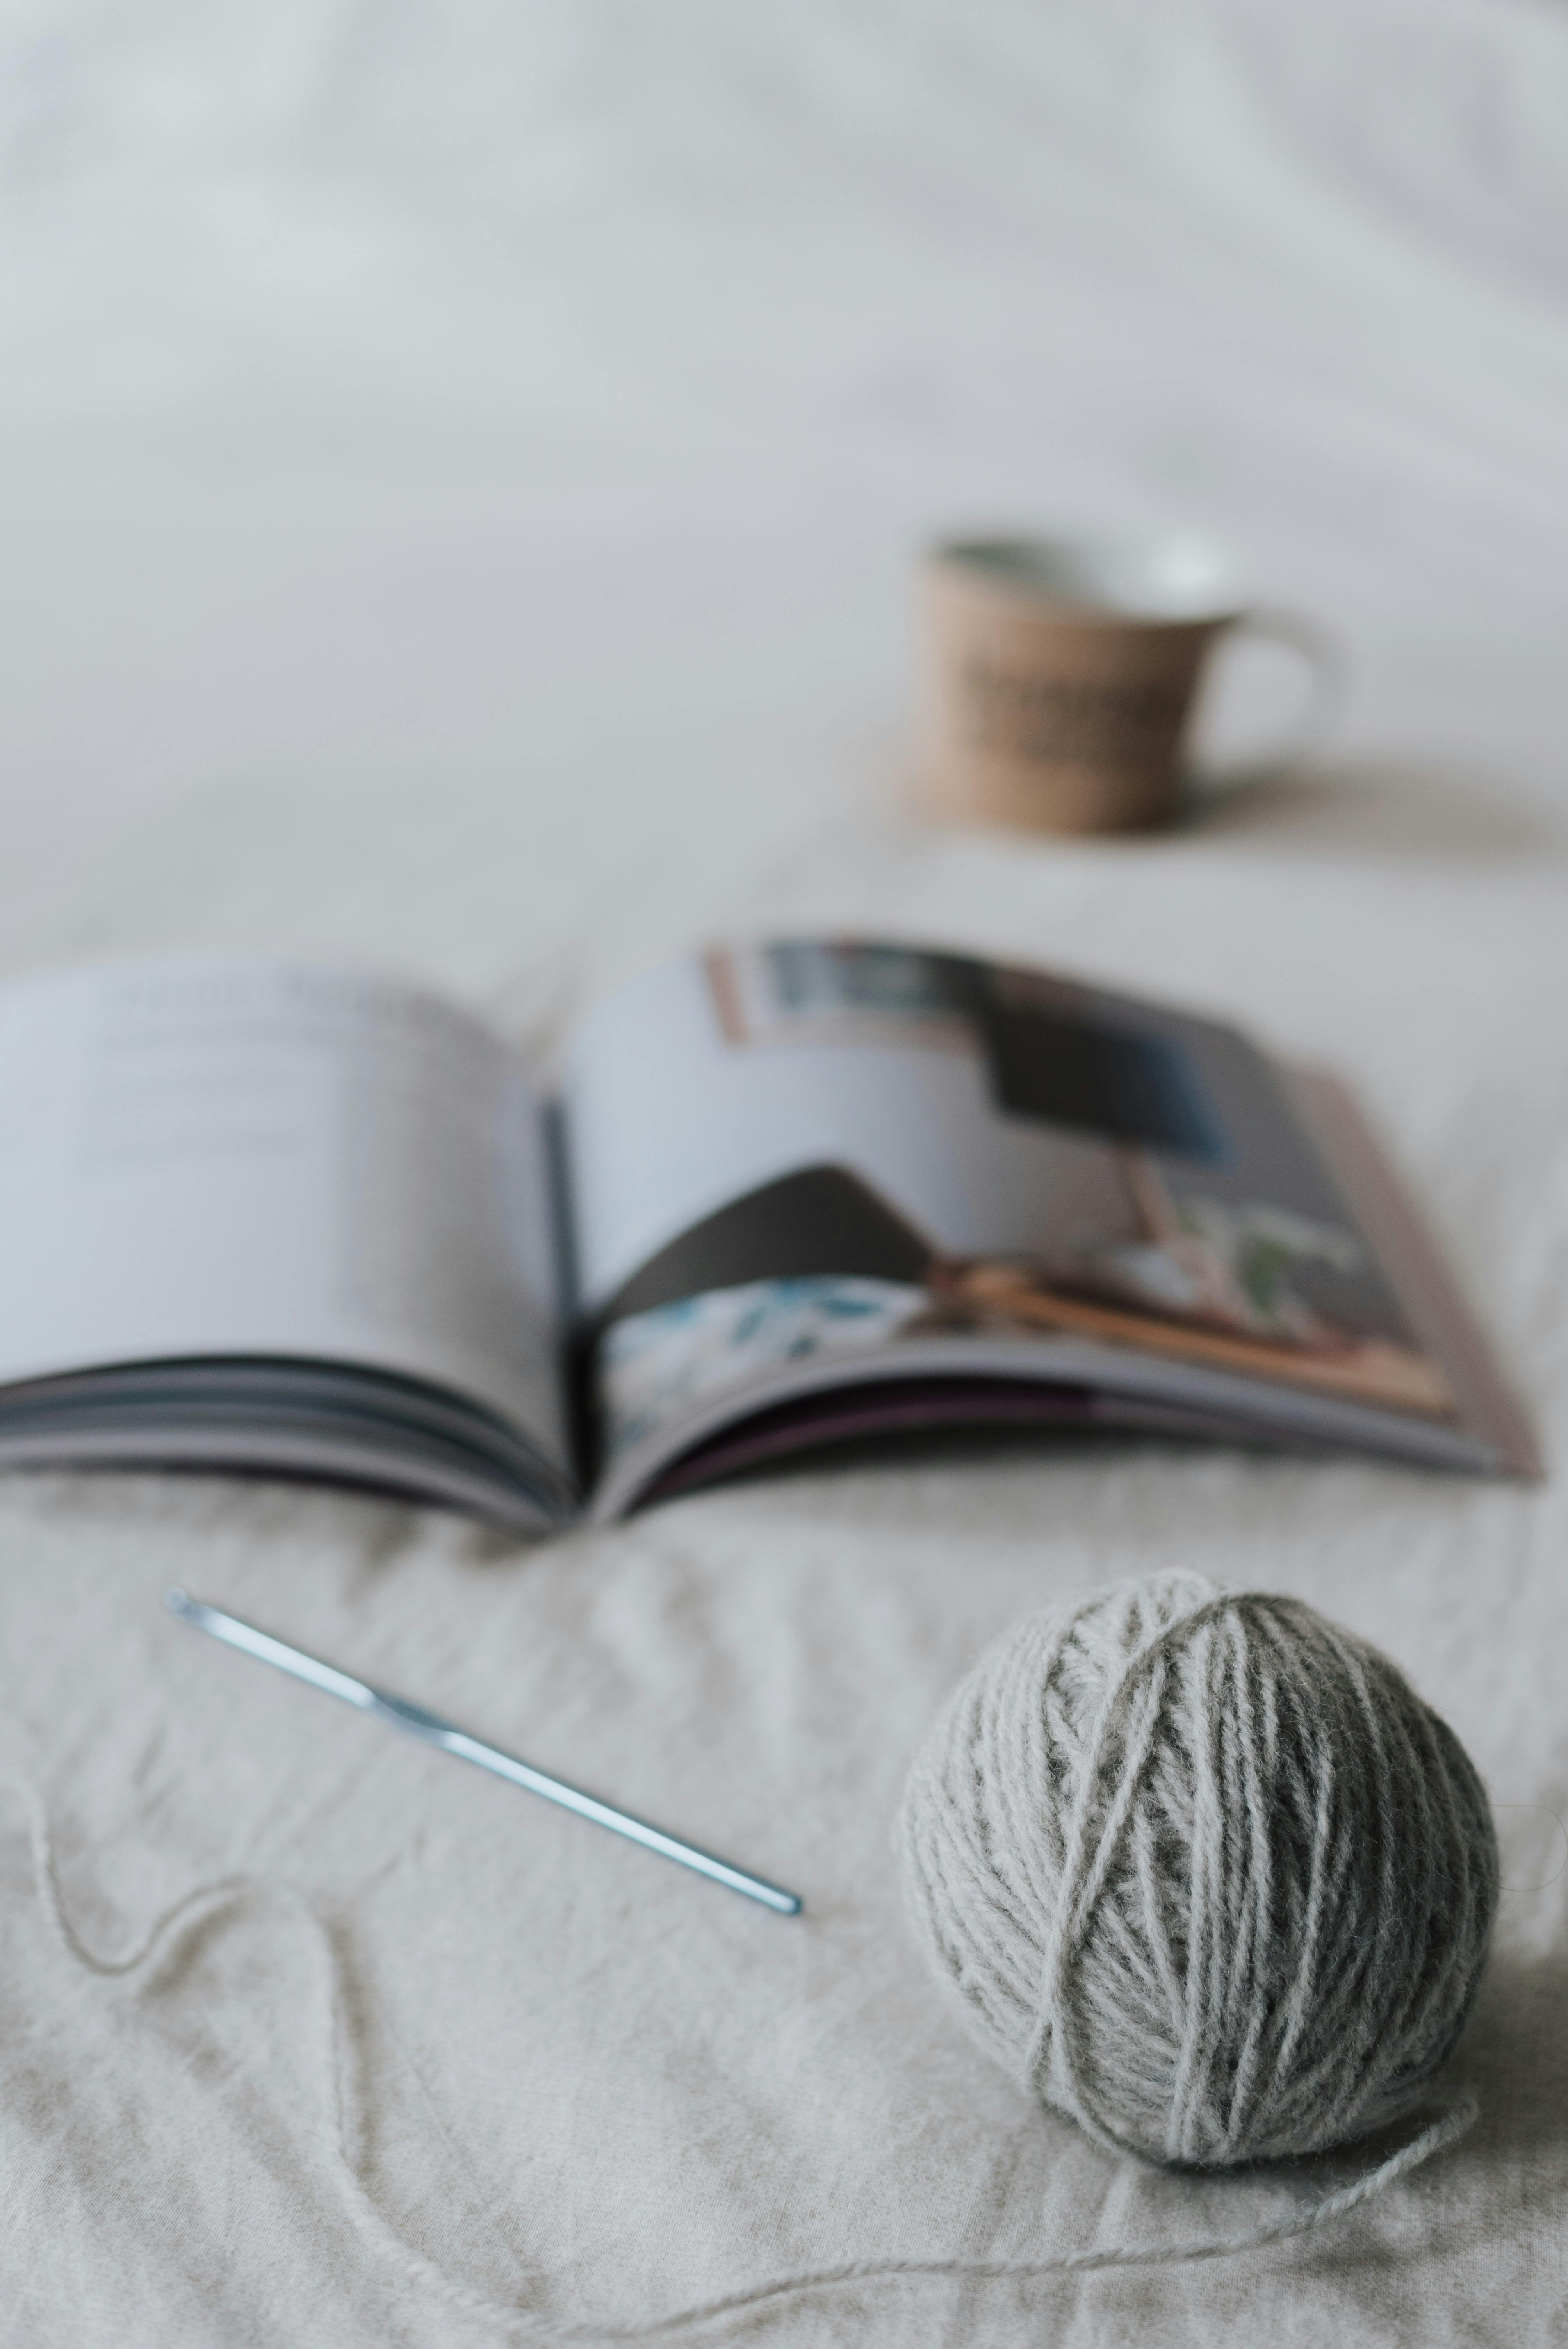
[1,1,1566,2340]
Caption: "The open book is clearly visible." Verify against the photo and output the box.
[0,943,1536,1531]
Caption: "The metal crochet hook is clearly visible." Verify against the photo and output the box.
[164,1590,802,1916]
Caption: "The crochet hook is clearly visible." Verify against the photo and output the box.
[164,1590,803,1916]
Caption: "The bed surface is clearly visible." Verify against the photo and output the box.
[2,3,1566,2340]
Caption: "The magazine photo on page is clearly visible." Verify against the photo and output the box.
[565,938,1534,1516]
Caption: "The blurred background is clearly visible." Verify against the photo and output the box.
[2,0,1566,1006]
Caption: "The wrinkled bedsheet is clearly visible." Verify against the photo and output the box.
[1,2,1565,2340]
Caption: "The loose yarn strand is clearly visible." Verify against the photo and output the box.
[559,2090,1479,2339]
[2,1769,259,1980]
[0,1770,1479,2345]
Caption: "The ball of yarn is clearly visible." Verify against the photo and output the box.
[898,1574,1498,2169]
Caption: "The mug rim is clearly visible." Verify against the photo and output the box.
[928,530,1247,626]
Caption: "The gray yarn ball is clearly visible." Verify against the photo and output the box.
[898,1574,1499,2169]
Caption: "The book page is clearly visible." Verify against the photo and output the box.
[561,939,1455,1490]
[0,959,568,1471]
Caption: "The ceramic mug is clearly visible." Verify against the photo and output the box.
[920,533,1341,836]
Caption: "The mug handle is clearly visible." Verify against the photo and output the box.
[1185,609,1346,798]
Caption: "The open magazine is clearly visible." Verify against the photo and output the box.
[0,943,1536,1531]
